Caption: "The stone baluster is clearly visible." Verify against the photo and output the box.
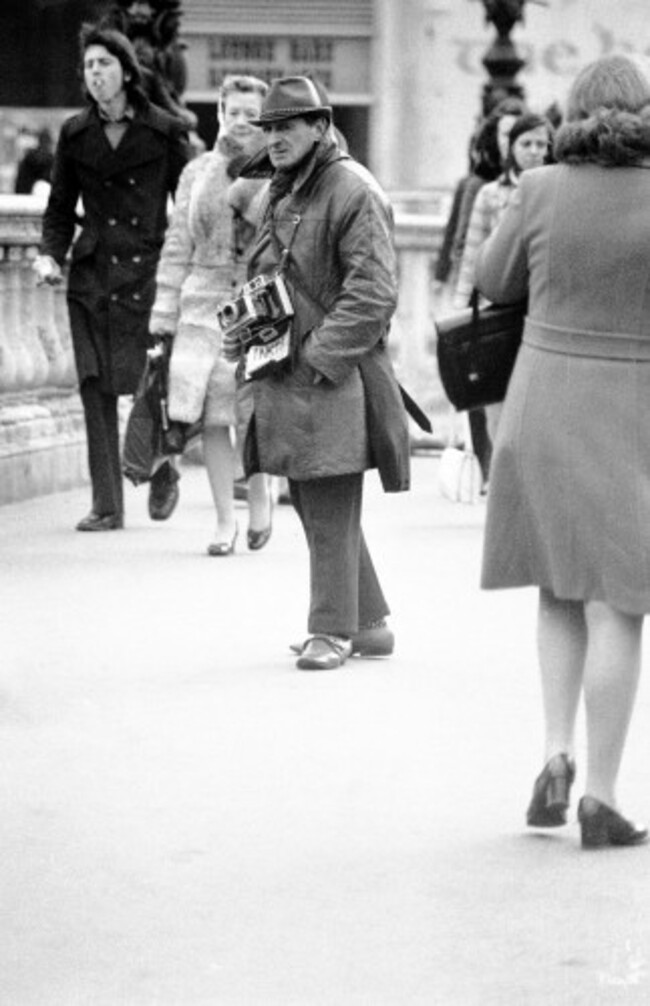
[2,246,34,390]
[52,272,77,388]
[18,247,51,388]
[31,261,71,387]
[0,247,18,393]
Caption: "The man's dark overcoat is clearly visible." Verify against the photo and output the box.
[41,102,190,394]
[244,139,409,489]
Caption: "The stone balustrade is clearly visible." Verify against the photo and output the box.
[0,195,449,506]
[0,195,88,504]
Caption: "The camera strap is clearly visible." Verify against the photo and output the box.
[270,211,302,278]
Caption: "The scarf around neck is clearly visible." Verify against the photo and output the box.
[267,136,337,208]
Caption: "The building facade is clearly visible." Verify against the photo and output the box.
[2,0,650,199]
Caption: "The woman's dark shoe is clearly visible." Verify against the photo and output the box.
[526,752,575,828]
[76,512,123,532]
[247,524,272,551]
[207,526,238,557]
[578,796,649,849]
[247,498,273,551]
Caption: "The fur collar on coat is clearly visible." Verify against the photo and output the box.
[555,107,650,166]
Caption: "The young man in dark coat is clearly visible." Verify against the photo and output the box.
[224,77,409,670]
[34,24,191,530]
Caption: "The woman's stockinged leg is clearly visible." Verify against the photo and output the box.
[537,588,587,760]
[203,424,237,541]
[583,601,643,808]
[247,472,271,533]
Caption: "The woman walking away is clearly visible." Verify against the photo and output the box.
[150,75,272,555]
[475,54,650,850]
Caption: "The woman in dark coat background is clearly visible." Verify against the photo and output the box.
[476,54,650,849]
[34,24,190,531]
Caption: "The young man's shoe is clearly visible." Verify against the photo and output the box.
[76,512,123,532]
[148,461,180,521]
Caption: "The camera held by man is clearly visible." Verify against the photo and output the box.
[218,272,295,380]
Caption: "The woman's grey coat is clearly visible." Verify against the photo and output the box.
[476,161,650,613]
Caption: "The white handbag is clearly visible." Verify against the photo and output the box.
[439,446,482,504]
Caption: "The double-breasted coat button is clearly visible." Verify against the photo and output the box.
[110,255,119,264]
[108,218,117,226]
[110,293,118,302]
[132,292,141,301]
[132,254,142,264]
[130,216,139,226]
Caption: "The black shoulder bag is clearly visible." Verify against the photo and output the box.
[435,289,526,411]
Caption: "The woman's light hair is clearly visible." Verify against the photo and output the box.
[218,75,268,116]
[566,54,650,122]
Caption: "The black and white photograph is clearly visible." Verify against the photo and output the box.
[2,1,650,1002]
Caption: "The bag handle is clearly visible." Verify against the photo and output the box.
[469,288,481,330]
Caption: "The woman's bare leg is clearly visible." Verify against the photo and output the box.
[203,424,237,543]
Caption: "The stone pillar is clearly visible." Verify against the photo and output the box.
[391,211,450,448]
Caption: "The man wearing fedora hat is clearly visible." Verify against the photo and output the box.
[224,76,410,671]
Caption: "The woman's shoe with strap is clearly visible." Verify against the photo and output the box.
[207,525,238,557]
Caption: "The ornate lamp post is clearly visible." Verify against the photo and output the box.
[479,0,546,115]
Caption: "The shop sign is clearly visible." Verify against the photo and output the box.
[184,35,370,94]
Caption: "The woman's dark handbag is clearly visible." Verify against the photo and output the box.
[122,335,201,486]
[435,290,526,411]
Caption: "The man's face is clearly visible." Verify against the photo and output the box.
[83,45,126,106]
[263,117,326,170]
[127,1,153,23]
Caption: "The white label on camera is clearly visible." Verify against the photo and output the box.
[245,331,290,380]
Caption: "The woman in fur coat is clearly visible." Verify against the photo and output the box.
[150,75,272,555]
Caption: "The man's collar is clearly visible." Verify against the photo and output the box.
[97,104,135,125]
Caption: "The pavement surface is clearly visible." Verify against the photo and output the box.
[2,453,650,1006]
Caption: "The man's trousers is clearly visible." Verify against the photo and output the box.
[79,377,124,518]
[289,472,389,637]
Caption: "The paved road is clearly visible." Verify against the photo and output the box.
[2,454,650,1005]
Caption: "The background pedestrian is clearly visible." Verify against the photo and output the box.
[34,24,190,531]
[149,74,273,556]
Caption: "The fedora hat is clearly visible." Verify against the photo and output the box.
[251,76,332,126]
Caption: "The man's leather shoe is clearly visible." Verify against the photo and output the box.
[148,461,180,521]
[296,634,353,671]
[76,512,123,532]
[291,620,394,658]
